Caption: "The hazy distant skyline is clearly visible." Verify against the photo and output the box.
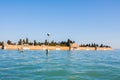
[0,0,120,49]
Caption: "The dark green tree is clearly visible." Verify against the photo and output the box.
[26,37,29,44]
[45,40,47,45]
[34,40,37,46]
[66,39,71,46]
[18,39,22,45]
[38,42,41,46]
[7,40,12,45]
[100,44,103,47]
[51,40,54,44]
[91,43,94,47]
[23,39,26,44]
[88,44,91,47]
[86,44,88,47]
[50,40,56,46]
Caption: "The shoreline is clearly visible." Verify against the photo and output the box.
[0,45,112,51]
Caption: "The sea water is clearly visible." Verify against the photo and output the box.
[0,50,120,80]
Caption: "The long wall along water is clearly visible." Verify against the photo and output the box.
[0,45,112,51]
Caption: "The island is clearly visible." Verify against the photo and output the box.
[0,38,112,51]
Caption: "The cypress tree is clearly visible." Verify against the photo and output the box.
[7,40,12,45]
[18,39,22,45]
[66,39,71,46]
[23,39,25,44]
[26,37,29,44]
[45,40,47,45]
[34,40,37,46]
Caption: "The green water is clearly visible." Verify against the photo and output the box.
[0,50,120,80]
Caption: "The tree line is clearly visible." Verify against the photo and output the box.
[0,38,74,46]
[80,43,111,48]
[0,38,111,48]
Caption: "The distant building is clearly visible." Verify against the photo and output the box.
[70,43,79,50]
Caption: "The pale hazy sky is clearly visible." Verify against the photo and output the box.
[0,0,120,49]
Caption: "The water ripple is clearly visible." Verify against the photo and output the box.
[0,50,120,80]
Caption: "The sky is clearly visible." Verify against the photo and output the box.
[0,0,120,49]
